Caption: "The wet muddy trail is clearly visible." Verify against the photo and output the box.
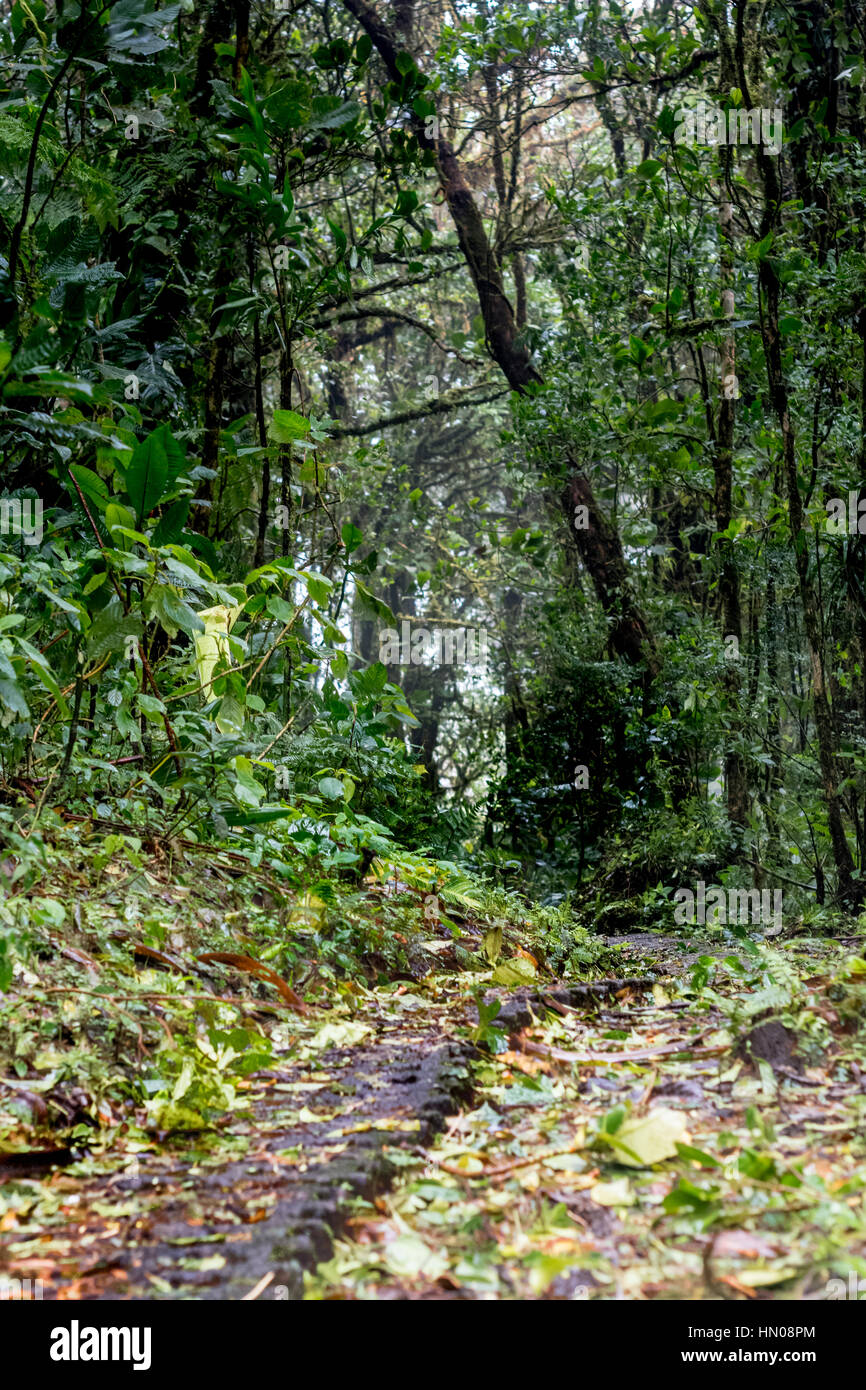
[0,1025,472,1300]
[2,934,865,1302]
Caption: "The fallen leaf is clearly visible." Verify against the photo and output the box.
[382,1235,448,1280]
[308,1020,371,1049]
[492,956,536,986]
[197,951,307,1013]
[605,1108,689,1167]
[736,1266,798,1287]
[590,1178,635,1206]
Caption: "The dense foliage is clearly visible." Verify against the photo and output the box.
[4,0,866,1317]
[2,0,866,953]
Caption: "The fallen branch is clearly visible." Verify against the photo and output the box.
[25,985,300,1016]
[514,1029,722,1066]
[416,1144,598,1181]
[329,386,508,438]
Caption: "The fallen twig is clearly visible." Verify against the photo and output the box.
[514,1029,722,1066]
[26,985,298,1016]
[242,1271,276,1301]
[416,1144,597,1181]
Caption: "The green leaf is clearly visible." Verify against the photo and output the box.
[644,397,681,423]
[318,776,345,800]
[481,926,503,964]
[353,579,394,622]
[676,1142,722,1169]
[268,409,310,443]
[126,428,169,523]
[104,501,138,547]
[305,99,361,132]
[153,499,190,547]
[0,674,28,717]
[491,956,536,986]
[629,334,653,366]
[137,692,166,723]
[151,586,206,639]
[298,570,333,606]
[86,600,142,664]
[217,694,246,735]
[68,464,110,512]
[266,596,296,624]
[603,1108,688,1167]
[747,231,775,262]
[232,756,265,805]
[657,106,676,139]
[382,1235,447,1281]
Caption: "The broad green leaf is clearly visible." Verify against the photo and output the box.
[491,956,536,986]
[232,755,265,805]
[151,586,206,640]
[268,409,310,443]
[153,499,190,547]
[318,776,345,800]
[86,600,142,663]
[353,579,394,622]
[382,1235,447,1281]
[126,428,169,522]
[266,595,296,624]
[68,464,110,512]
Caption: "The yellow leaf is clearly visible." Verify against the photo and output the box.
[590,1178,635,1206]
[193,604,242,698]
[608,1108,688,1167]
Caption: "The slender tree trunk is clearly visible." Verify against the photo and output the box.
[233,0,250,79]
[252,312,270,567]
[339,0,658,673]
[502,586,530,783]
[700,0,865,904]
[715,172,748,828]
[757,162,859,904]
[193,0,234,116]
[198,337,228,533]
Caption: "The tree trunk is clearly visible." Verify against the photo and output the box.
[339,0,657,673]
[751,115,859,904]
[715,167,748,828]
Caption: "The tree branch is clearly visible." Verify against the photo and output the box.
[330,386,508,437]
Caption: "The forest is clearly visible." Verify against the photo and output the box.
[0,0,865,1324]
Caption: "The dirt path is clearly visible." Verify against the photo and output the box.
[304,936,866,1301]
[2,932,865,1302]
[0,1023,472,1300]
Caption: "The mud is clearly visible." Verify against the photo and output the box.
[0,1029,473,1301]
